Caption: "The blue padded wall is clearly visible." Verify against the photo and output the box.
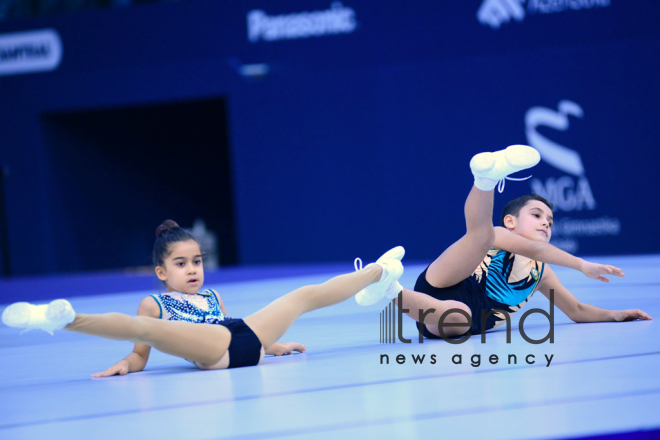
[0,1,658,275]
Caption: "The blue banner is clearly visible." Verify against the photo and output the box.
[0,1,658,275]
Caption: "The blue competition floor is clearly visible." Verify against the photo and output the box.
[1,256,659,439]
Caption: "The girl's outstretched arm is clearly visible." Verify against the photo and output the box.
[91,297,159,377]
[537,266,652,323]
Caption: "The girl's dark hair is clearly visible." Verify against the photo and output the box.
[153,220,198,267]
[500,194,553,226]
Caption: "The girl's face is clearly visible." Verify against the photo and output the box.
[155,240,204,294]
[504,200,553,243]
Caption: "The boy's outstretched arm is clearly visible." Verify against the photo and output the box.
[494,226,624,281]
[537,266,652,322]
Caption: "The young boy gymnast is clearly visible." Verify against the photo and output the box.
[366,145,652,340]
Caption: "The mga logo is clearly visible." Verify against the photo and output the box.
[477,0,611,29]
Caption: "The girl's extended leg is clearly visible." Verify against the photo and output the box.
[244,264,383,350]
[65,313,230,365]
[425,185,495,288]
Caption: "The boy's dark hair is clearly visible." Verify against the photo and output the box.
[500,194,553,227]
[152,220,198,267]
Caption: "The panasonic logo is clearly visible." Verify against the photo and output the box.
[247,2,357,43]
[0,29,62,76]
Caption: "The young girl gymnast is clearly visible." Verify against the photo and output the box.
[367,144,651,340]
[2,221,405,373]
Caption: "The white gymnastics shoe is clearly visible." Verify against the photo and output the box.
[376,245,405,264]
[2,299,75,335]
[470,145,541,192]
[354,247,405,307]
[374,246,405,300]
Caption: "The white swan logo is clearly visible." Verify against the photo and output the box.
[524,100,622,251]
[0,29,62,76]
[525,100,585,176]
[525,100,596,212]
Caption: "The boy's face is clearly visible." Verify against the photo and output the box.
[155,240,205,294]
[505,200,553,243]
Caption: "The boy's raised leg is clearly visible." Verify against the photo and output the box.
[425,145,541,289]
[425,185,495,288]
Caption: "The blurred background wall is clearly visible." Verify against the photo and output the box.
[0,0,658,276]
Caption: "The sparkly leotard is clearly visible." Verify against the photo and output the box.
[150,289,227,323]
[150,289,262,368]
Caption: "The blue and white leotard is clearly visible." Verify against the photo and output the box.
[149,289,263,369]
[150,288,228,324]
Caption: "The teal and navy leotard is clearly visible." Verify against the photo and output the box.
[476,248,545,310]
[415,248,545,336]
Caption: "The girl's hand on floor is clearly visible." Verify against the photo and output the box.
[92,360,130,378]
[273,342,306,355]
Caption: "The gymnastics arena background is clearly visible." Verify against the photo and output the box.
[1,1,659,439]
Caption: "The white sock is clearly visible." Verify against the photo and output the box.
[474,176,498,191]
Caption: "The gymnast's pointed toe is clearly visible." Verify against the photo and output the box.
[2,302,33,329]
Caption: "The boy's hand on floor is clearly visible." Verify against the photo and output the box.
[615,309,652,321]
